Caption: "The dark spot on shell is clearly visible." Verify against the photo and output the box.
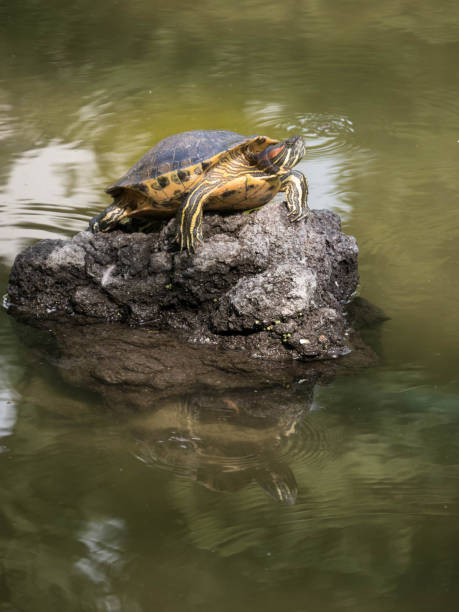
[268,184,276,190]
[158,176,169,188]
[201,161,211,171]
[133,183,148,193]
[174,189,181,196]
[178,170,189,182]
[172,173,182,184]
[222,189,236,198]
[248,184,255,189]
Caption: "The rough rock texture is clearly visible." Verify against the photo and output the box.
[8,197,359,360]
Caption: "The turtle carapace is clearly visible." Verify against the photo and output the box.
[89,130,309,251]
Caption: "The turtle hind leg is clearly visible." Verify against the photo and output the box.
[88,203,131,233]
[279,169,309,222]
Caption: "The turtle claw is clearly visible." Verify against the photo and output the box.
[190,232,204,252]
[186,238,196,253]
[290,210,309,223]
[287,207,307,222]
[175,235,189,252]
[175,229,202,253]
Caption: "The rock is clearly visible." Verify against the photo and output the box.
[13,320,376,405]
[7,196,360,361]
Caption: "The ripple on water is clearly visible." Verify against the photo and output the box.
[0,319,19,451]
[0,391,17,444]
[133,393,343,511]
[279,410,342,468]
[0,141,102,262]
[162,382,459,559]
[245,103,357,157]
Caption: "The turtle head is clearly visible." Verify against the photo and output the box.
[255,135,306,172]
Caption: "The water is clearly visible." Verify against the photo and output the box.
[1,1,459,609]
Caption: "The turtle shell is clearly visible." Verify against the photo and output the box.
[106,129,250,195]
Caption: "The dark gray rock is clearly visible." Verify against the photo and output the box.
[7,197,359,360]
[16,321,374,405]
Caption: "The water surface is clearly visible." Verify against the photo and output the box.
[1,1,459,610]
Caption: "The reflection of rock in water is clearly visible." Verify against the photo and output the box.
[14,318,378,407]
[131,389,314,505]
[9,317,376,504]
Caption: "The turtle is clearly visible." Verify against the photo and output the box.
[88,129,309,251]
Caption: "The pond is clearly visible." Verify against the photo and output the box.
[1,1,459,610]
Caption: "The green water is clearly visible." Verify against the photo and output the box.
[1,1,459,610]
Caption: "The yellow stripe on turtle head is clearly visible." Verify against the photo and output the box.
[245,136,280,155]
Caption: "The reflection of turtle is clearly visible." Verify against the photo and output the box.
[132,393,306,505]
[89,130,308,251]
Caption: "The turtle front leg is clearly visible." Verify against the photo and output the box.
[279,169,309,222]
[175,181,217,251]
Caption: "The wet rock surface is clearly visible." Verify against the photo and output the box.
[8,197,359,361]
[19,321,375,405]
